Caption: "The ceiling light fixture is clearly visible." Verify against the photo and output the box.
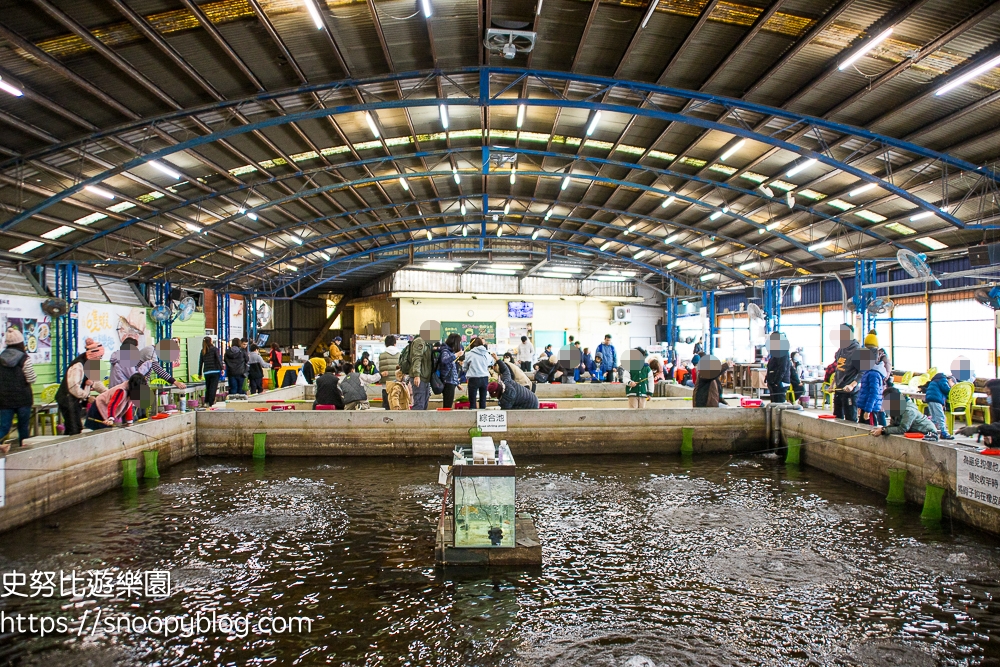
[421,0,432,18]
[149,160,181,179]
[661,195,675,208]
[517,104,526,128]
[664,233,682,244]
[709,205,729,221]
[0,75,24,97]
[302,0,324,29]
[785,158,817,178]
[544,208,553,220]
[503,201,511,215]
[497,226,503,237]
[667,260,681,269]
[536,0,543,14]
[483,268,517,275]
[398,176,409,191]
[365,111,380,138]
[420,261,460,271]
[439,104,449,129]
[699,273,718,282]
[701,245,720,256]
[808,240,832,251]
[319,251,331,261]
[740,261,759,270]
[561,175,571,190]
[453,168,460,184]
[786,192,795,209]
[640,0,659,29]
[600,241,613,251]
[909,210,935,222]
[720,139,745,162]
[532,229,540,240]
[586,111,602,136]
[460,200,467,215]
[463,226,468,237]
[84,185,115,199]
[838,26,894,71]
[915,236,947,250]
[426,230,433,240]
[287,265,298,272]
[249,247,265,258]
[936,53,1000,96]
[185,223,202,233]
[289,234,304,245]
[509,167,516,185]
[633,250,649,260]
[759,184,774,197]
[849,182,877,197]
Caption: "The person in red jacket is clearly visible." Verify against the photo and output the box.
[84,373,147,430]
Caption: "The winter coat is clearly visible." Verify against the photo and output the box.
[438,346,460,385]
[883,396,937,436]
[224,345,248,376]
[626,364,651,397]
[596,343,617,371]
[923,373,951,406]
[496,361,539,409]
[579,352,596,374]
[313,373,344,410]
[408,336,433,381]
[693,376,725,408]
[339,372,368,404]
[857,365,888,414]
[328,343,343,361]
[378,346,401,384]
[309,357,327,378]
[463,345,493,378]
[93,381,134,423]
[57,354,107,403]
[269,349,282,369]
[386,380,411,410]
[248,351,266,380]
[765,353,791,386]
[517,342,534,364]
[199,347,222,375]
[833,340,862,392]
[501,361,532,389]
[301,361,315,384]
[0,347,35,409]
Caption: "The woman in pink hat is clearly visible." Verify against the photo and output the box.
[55,337,106,436]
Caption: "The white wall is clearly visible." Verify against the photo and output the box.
[398,297,658,354]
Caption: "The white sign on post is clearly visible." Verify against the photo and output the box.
[956,451,1000,509]
[477,410,508,432]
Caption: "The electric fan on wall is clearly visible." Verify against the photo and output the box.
[975,287,1000,310]
[41,298,69,317]
[747,302,764,321]
[174,296,196,322]
[897,249,941,286]
[256,299,273,329]
[867,297,894,315]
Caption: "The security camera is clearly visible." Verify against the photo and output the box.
[502,43,517,59]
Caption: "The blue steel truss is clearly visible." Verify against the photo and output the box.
[5,67,995,240]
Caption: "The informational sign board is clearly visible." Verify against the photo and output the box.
[477,410,508,432]
[508,301,534,319]
[956,451,1000,509]
[77,302,147,360]
[0,295,52,365]
[229,297,245,341]
[442,321,496,344]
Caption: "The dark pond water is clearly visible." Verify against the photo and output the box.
[0,453,998,666]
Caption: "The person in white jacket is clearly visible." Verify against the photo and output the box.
[463,337,494,409]
[516,336,534,372]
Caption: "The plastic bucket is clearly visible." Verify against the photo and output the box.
[252,432,267,459]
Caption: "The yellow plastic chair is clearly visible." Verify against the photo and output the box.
[899,371,913,385]
[821,381,835,409]
[972,398,992,425]
[946,381,974,433]
[926,367,937,378]
[35,384,61,436]
[786,386,796,403]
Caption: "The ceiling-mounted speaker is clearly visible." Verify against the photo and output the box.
[968,243,1000,268]
[655,324,668,342]
[169,287,185,302]
[745,286,762,300]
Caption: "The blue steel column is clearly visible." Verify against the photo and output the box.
[154,281,172,342]
[763,279,781,333]
[216,292,230,347]
[702,291,717,356]
[247,297,258,343]
[481,146,489,249]
[54,263,78,380]
[854,261,877,332]
[665,297,678,365]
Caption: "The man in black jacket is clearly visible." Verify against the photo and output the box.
[488,353,539,409]
[314,365,345,410]
[223,338,249,396]
[765,331,791,403]
[831,324,861,422]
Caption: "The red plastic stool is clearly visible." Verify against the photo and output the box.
[539,402,558,409]
[314,404,337,410]
[270,404,295,411]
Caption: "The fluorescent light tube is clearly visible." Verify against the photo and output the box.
[785,158,817,178]
[460,200,467,215]
[699,273,718,282]
[365,111,380,138]
[633,250,649,259]
[439,104,449,129]
[422,261,461,270]
[740,261,759,270]
[287,265,298,272]
[544,208,553,220]
[246,211,258,221]
[289,234,304,245]
[503,201,510,215]
[561,176,571,190]
[710,211,722,221]
[532,229,540,240]
[808,240,831,251]
[586,111,602,137]
[84,185,115,199]
[720,139,745,162]
[849,182,877,197]
[517,104,526,128]
[483,268,517,275]
[909,210,935,221]
[303,0,324,29]
[838,27,893,71]
[185,223,202,233]
[664,233,682,244]
[915,236,947,250]
[149,160,181,179]
[319,251,331,261]
[497,226,503,237]
[399,176,409,191]
[701,246,720,256]
[600,241,613,251]
[936,53,1000,96]
[463,226,468,237]
[766,221,780,230]
[786,192,795,208]
[0,76,23,97]
[489,263,524,270]
[536,0,542,14]
[640,0,659,29]
[661,195,675,208]
[426,230,433,240]
[509,167,516,185]
[421,0,432,18]
[453,168,460,184]
[249,247,265,258]
[667,260,681,269]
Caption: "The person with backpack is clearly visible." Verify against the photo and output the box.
[56,338,106,436]
[0,328,37,447]
[463,337,494,409]
[339,365,381,410]
[224,337,249,395]
[399,320,439,410]
[379,335,402,410]
[247,344,266,394]
[198,337,223,406]
[439,333,462,409]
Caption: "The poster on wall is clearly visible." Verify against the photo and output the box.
[0,296,51,365]
[441,321,496,344]
[230,297,245,341]
[77,302,147,360]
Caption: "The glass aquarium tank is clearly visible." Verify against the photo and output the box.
[452,439,516,548]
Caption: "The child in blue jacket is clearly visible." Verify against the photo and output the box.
[922,372,955,439]
[856,348,888,425]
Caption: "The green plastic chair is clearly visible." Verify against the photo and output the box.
[947,381,974,432]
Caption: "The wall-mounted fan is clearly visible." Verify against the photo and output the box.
[897,249,941,286]
[256,299,273,329]
[41,298,69,317]
[747,302,764,321]
[151,305,172,322]
[974,287,1000,310]
[174,296,196,322]
[867,297,894,315]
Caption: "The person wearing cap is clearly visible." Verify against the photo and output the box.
[0,328,37,447]
[329,337,344,362]
[55,337,107,435]
[831,323,862,422]
[488,353,538,410]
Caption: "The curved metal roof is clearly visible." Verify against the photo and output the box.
[0,0,998,296]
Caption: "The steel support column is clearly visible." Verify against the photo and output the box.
[763,279,781,334]
[854,260,877,333]
[665,297,678,365]
[154,280,172,342]
[53,262,78,380]
[702,291,716,356]
[247,296,258,344]
[216,292,230,352]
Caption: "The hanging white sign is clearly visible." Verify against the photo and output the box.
[956,451,1000,509]
[477,410,508,432]
[76,303,148,360]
